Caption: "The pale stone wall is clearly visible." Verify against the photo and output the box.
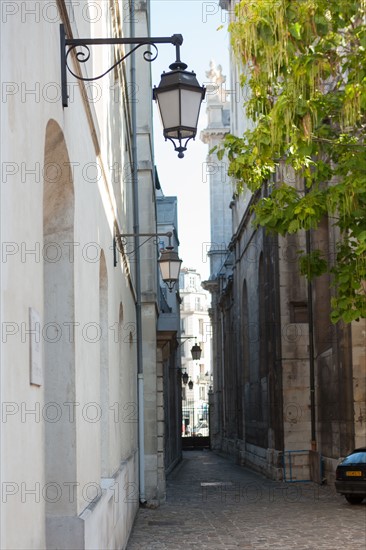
[207,0,366,485]
[278,233,311,458]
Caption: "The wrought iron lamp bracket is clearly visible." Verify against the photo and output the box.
[113,230,173,267]
[60,24,183,107]
[175,336,196,347]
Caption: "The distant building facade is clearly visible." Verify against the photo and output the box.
[179,268,212,436]
[200,61,232,279]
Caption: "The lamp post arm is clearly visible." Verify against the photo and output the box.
[65,34,183,47]
[114,231,173,266]
[176,336,196,347]
[60,24,183,107]
[117,231,172,239]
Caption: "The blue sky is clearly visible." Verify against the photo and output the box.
[150,1,230,280]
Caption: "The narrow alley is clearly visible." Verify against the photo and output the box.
[126,451,366,550]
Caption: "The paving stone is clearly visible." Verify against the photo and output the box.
[126,450,366,550]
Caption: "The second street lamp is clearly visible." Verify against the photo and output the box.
[114,231,182,292]
[158,246,182,292]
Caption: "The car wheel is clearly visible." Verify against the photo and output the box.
[345,495,364,505]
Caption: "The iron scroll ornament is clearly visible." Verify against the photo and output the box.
[65,42,159,83]
[114,233,164,263]
[60,24,184,107]
[113,231,175,268]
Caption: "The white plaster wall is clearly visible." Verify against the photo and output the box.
[1,10,63,549]
[1,1,140,548]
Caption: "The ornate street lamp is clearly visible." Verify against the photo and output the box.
[60,25,205,158]
[190,341,202,361]
[153,49,206,158]
[182,371,189,385]
[188,380,194,390]
[158,246,182,292]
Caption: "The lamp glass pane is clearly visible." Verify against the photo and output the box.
[159,259,170,281]
[166,128,192,139]
[181,89,203,129]
[155,89,180,131]
[169,259,182,281]
[159,256,182,282]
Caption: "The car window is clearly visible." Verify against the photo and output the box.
[341,451,366,465]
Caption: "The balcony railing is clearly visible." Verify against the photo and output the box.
[181,302,207,312]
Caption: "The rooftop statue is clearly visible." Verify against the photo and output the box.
[205,61,228,104]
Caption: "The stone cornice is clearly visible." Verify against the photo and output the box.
[200,128,230,144]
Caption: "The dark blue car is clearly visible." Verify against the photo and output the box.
[335,448,366,504]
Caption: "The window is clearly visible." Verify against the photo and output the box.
[341,451,366,465]
[290,301,309,323]
[199,386,206,400]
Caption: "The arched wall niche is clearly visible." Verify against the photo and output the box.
[99,250,110,477]
[43,119,77,518]
[242,279,249,375]
[258,252,267,378]
[43,120,74,237]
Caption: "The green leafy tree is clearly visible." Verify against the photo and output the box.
[217,0,366,323]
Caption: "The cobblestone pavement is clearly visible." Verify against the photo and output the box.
[126,450,366,550]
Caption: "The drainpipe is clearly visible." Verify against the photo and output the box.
[306,229,316,451]
[303,177,316,452]
[130,0,146,504]
[220,304,226,437]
